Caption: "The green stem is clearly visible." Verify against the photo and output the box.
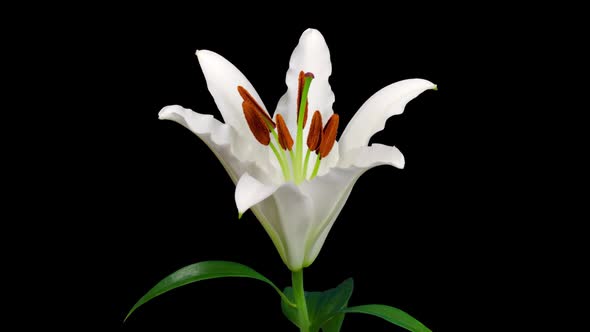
[292,270,310,332]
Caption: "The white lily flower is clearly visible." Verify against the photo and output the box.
[159,29,435,271]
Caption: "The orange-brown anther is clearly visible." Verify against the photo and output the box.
[318,114,339,158]
[307,110,323,152]
[242,101,271,145]
[238,86,276,129]
[276,114,294,151]
[296,71,308,127]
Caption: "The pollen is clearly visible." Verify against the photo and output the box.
[238,86,276,129]
[242,100,271,145]
[276,114,294,151]
[307,110,322,152]
[318,114,339,158]
[296,71,309,127]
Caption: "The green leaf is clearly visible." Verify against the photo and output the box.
[280,287,300,328]
[125,260,292,321]
[321,312,346,332]
[281,278,354,331]
[341,304,432,332]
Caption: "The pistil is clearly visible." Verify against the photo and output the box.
[295,73,314,183]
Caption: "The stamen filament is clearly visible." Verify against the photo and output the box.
[295,74,314,184]
[288,150,296,179]
[303,149,311,179]
[269,141,290,181]
[311,155,321,179]
[270,128,291,180]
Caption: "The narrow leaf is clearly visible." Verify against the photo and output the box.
[321,312,345,332]
[342,304,431,332]
[281,278,354,330]
[281,287,300,327]
[126,260,291,321]
[310,278,353,330]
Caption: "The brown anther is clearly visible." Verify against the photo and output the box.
[276,114,293,151]
[296,71,308,127]
[307,110,323,152]
[318,114,339,158]
[238,86,275,129]
[242,101,271,145]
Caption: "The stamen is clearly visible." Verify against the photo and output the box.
[268,127,291,181]
[306,110,323,152]
[318,114,339,158]
[238,86,275,129]
[239,86,291,181]
[302,110,322,179]
[296,71,309,127]
[242,101,271,145]
[276,114,294,151]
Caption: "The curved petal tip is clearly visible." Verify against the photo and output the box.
[158,105,183,120]
[235,173,279,215]
[301,28,325,42]
[303,28,321,35]
[397,151,406,169]
[195,49,211,59]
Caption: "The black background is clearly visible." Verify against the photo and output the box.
[29,4,556,331]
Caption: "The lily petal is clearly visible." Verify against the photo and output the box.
[235,172,279,215]
[259,183,314,271]
[338,143,405,169]
[275,29,335,136]
[234,173,288,267]
[303,143,405,266]
[196,50,272,147]
[159,105,278,183]
[339,79,436,153]
[237,174,315,271]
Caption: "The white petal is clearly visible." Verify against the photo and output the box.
[338,143,405,169]
[159,105,278,184]
[234,173,288,267]
[302,143,405,266]
[234,173,316,271]
[235,173,278,215]
[196,50,271,147]
[246,182,314,271]
[339,79,436,153]
[264,184,314,271]
[299,168,357,267]
[274,29,335,136]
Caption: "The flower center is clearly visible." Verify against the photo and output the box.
[238,71,339,184]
